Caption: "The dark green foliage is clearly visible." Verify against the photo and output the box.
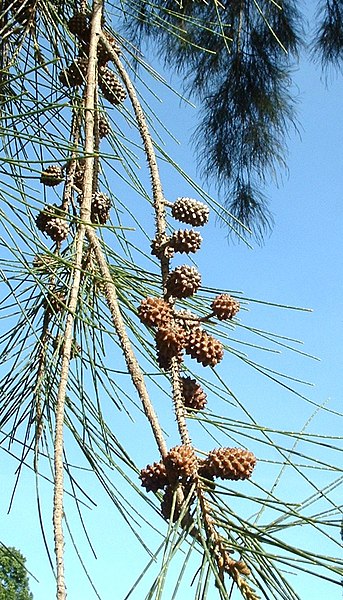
[312,0,343,70]
[0,546,33,600]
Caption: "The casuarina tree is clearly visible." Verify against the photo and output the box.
[0,1,342,599]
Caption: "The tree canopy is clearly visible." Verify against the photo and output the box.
[0,547,33,600]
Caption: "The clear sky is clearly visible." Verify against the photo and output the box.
[0,20,342,600]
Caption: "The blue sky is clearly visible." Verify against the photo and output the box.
[1,19,342,600]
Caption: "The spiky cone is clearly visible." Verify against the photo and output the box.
[59,58,88,88]
[150,234,174,260]
[156,346,183,371]
[138,296,172,328]
[91,192,111,224]
[40,165,64,187]
[185,327,223,367]
[99,66,127,106]
[170,229,202,254]
[140,461,168,493]
[171,197,209,227]
[164,445,198,480]
[211,294,240,320]
[98,116,110,139]
[203,448,256,481]
[68,12,90,42]
[35,205,69,243]
[155,323,185,362]
[74,159,86,189]
[180,376,207,411]
[166,265,201,299]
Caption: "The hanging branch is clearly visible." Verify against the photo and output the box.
[52,2,103,598]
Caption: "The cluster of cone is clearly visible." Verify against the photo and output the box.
[140,445,256,519]
[59,12,126,108]
[35,15,118,242]
[138,196,240,370]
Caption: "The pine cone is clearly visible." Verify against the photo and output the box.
[140,461,168,492]
[99,66,126,105]
[150,234,174,260]
[185,328,223,367]
[170,229,202,254]
[180,376,207,411]
[36,205,69,242]
[138,297,172,328]
[156,346,183,371]
[98,116,110,139]
[40,165,64,187]
[166,265,201,299]
[171,197,209,227]
[91,192,111,224]
[59,58,88,88]
[68,12,90,41]
[155,323,185,360]
[74,159,86,189]
[164,445,197,479]
[211,294,240,320]
[204,448,256,480]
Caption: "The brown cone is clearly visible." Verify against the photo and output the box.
[140,461,168,492]
[185,328,223,367]
[98,117,110,139]
[171,197,209,227]
[138,297,172,328]
[36,205,69,242]
[68,12,90,41]
[155,323,185,359]
[166,265,201,299]
[99,66,126,105]
[59,58,88,88]
[91,192,111,224]
[164,445,197,479]
[180,376,207,411]
[211,294,240,320]
[40,165,64,187]
[170,229,202,254]
[204,447,256,480]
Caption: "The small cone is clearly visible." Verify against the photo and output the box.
[138,297,172,328]
[185,328,223,367]
[164,445,197,479]
[59,58,88,88]
[166,265,201,299]
[204,447,256,480]
[171,197,209,227]
[180,376,207,411]
[170,229,202,254]
[99,66,126,105]
[211,294,240,320]
[140,461,169,492]
[36,205,69,242]
[40,165,64,187]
